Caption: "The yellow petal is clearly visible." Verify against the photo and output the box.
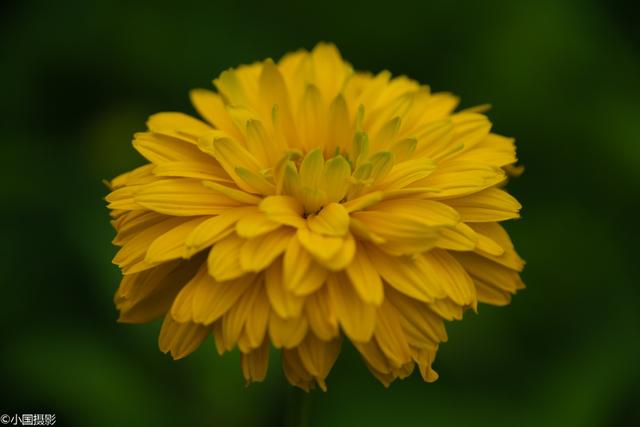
[225,104,260,137]
[343,191,383,213]
[374,300,412,367]
[380,187,441,200]
[372,199,460,226]
[189,272,255,325]
[207,233,246,281]
[416,160,505,199]
[418,92,459,122]
[446,187,522,222]
[323,155,351,203]
[469,222,524,269]
[392,89,426,124]
[389,138,417,163]
[199,135,262,193]
[213,68,250,106]
[353,339,392,375]
[378,158,436,190]
[296,228,343,261]
[189,88,243,141]
[185,208,253,257]
[240,227,294,272]
[135,179,242,216]
[113,216,187,271]
[367,90,413,134]
[436,222,478,251]
[133,132,213,164]
[112,210,164,245]
[414,347,439,383]
[241,339,270,383]
[201,180,262,204]
[158,315,209,360]
[170,266,234,323]
[107,189,143,213]
[307,203,349,236]
[351,210,439,255]
[259,59,293,119]
[429,298,464,321]
[282,347,314,391]
[110,162,152,188]
[371,117,401,151]
[351,70,391,112]
[348,216,386,244]
[146,216,209,263]
[310,42,350,104]
[326,95,351,156]
[366,244,445,302]
[259,195,306,228]
[281,160,302,199]
[369,151,395,184]
[152,161,231,182]
[385,286,447,346]
[300,148,324,188]
[278,49,308,100]
[283,236,328,295]
[298,85,326,151]
[347,161,372,200]
[472,227,505,256]
[299,148,326,213]
[327,272,376,342]
[421,249,476,306]
[345,243,384,305]
[147,112,211,142]
[454,251,524,296]
[474,279,514,306]
[168,271,199,323]
[390,357,415,380]
[244,285,271,350]
[222,282,262,352]
[319,232,356,272]
[451,112,492,151]
[351,131,370,169]
[413,119,457,160]
[297,334,341,391]
[259,62,298,146]
[212,321,225,355]
[236,212,281,238]
[269,313,308,349]
[265,260,304,318]
[304,287,339,340]
[117,260,198,323]
[245,119,273,167]
[235,166,276,196]
[459,133,517,167]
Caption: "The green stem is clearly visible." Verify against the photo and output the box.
[298,390,312,427]
[287,387,313,427]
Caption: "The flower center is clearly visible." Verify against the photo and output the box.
[277,148,352,215]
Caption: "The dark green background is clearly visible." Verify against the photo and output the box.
[2,0,639,426]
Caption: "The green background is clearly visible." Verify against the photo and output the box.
[2,0,639,425]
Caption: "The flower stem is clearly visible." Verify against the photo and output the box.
[287,387,313,427]
[298,390,312,427]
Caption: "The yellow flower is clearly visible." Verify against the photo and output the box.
[106,43,524,390]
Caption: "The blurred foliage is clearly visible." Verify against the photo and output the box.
[1,0,639,426]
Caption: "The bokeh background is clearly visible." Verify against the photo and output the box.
[2,0,639,425]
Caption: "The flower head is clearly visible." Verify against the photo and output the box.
[107,43,524,390]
